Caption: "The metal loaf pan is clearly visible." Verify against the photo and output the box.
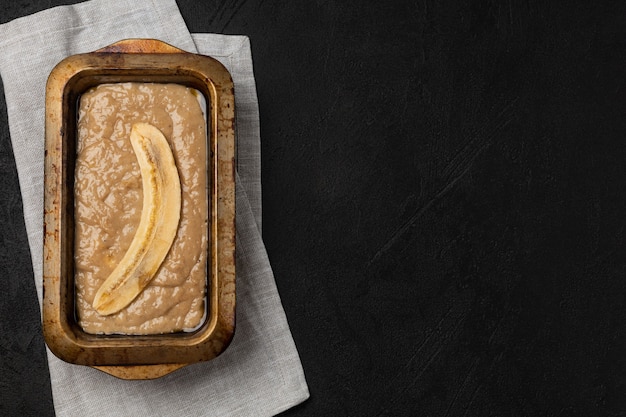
[42,39,236,379]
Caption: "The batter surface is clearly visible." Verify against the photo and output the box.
[74,82,208,335]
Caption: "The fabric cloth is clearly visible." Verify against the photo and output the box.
[0,0,309,415]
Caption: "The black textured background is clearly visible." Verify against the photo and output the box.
[2,1,626,416]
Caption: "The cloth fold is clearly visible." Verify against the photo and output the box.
[0,1,309,416]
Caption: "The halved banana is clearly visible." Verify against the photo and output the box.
[92,123,181,316]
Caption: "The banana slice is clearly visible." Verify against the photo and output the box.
[92,123,181,316]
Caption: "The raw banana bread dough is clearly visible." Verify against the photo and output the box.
[74,82,208,335]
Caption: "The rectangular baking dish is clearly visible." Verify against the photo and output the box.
[42,39,236,379]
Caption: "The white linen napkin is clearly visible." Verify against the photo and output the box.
[0,0,309,416]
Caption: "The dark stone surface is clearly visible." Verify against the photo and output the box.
[2,0,626,416]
